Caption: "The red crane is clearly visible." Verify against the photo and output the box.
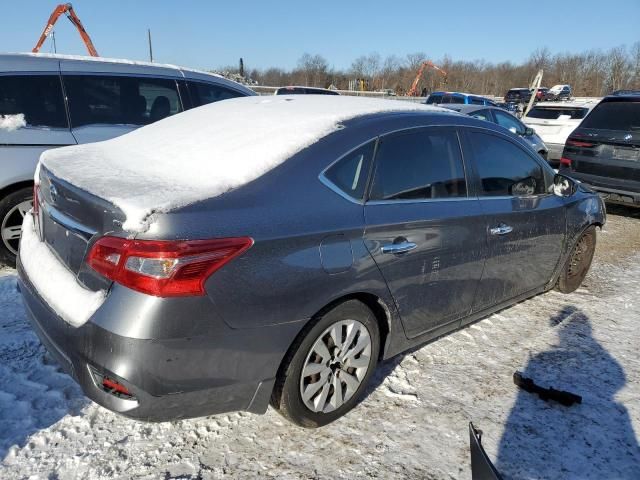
[407,61,447,97]
[32,3,99,57]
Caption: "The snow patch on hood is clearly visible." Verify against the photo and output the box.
[40,95,443,232]
[20,213,106,327]
[0,114,26,132]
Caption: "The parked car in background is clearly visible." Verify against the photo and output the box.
[274,86,340,95]
[0,53,255,265]
[504,88,532,104]
[534,87,551,101]
[523,101,598,167]
[548,84,572,101]
[560,91,640,207]
[19,96,604,427]
[443,104,548,159]
[425,91,497,106]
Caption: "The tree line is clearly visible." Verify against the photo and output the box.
[225,43,640,97]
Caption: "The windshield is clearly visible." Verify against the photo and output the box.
[580,101,640,131]
[526,107,589,120]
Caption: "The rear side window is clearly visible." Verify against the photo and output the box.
[469,109,492,121]
[526,107,589,120]
[469,132,546,197]
[188,81,244,107]
[63,75,182,127]
[580,100,640,131]
[369,129,466,201]
[426,94,443,104]
[323,141,375,201]
[0,75,67,128]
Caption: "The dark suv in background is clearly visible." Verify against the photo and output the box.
[559,91,640,207]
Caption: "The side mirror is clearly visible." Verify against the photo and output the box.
[553,173,577,197]
[524,127,535,136]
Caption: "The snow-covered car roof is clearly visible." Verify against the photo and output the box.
[41,96,447,232]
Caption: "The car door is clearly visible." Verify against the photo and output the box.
[62,74,184,144]
[363,127,487,338]
[462,128,565,312]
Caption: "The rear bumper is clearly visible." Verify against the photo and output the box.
[562,171,640,206]
[17,256,304,422]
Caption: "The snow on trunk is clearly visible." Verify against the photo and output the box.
[20,213,106,327]
[40,96,442,232]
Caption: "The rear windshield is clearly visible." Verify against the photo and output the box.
[426,94,443,104]
[526,107,589,120]
[580,101,640,131]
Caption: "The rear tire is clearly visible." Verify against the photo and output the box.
[271,300,380,428]
[0,187,33,267]
[556,226,596,294]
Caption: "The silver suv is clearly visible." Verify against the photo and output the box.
[0,53,255,264]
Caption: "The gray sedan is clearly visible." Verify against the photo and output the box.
[18,97,604,427]
[443,104,549,161]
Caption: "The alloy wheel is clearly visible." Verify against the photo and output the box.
[1,199,32,256]
[299,319,372,413]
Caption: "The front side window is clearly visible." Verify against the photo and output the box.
[494,110,525,135]
[470,97,485,105]
[188,81,244,106]
[64,75,182,127]
[469,132,546,197]
[426,94,442,104]
[323,141,375,201]
[369,129,466,201]
[0,75,67,128]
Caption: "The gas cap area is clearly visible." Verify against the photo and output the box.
[319,234,354,274]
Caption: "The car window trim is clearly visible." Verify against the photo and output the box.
[364,125,470,205]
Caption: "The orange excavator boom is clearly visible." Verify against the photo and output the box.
[32,3,99,57]
[407,61,447,97]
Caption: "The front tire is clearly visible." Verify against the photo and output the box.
[271,300,380,428]
[0,187,33,266]
[556,226,596,294]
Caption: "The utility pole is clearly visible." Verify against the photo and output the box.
[239,57,244,77]
[147,28,153,62]
[51,31,57,53]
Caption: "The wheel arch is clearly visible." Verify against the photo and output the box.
[0,180,34,201]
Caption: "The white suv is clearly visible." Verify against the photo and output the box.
[523,100,599,166]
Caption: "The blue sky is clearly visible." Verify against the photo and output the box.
[4,0,639,71]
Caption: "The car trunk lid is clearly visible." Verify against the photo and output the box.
[36,166,127,291]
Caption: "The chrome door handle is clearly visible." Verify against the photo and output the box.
[381,242,417,254]
[489,224,513,236]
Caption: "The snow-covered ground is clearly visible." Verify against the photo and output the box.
[1,207,639,479]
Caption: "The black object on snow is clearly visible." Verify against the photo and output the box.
[513,371,582,407]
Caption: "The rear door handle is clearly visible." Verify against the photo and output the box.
[381,241,417,254]
[489,224,513,236]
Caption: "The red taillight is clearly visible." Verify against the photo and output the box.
[566,139,595,148]
[560,157,572,167]
[87,236,253,297]
[102,377,132,397]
